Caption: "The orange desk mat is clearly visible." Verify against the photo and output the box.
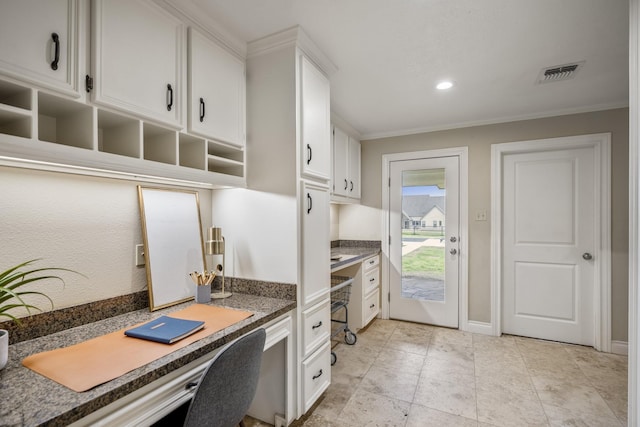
[22,304,253,392]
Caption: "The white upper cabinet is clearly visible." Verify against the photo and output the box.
[331,124,361,201]
[91,0,184,128]
[188,28,245,147]
[332,126,349,197]
[300,55,331,181]
[348,136,361,199]
[0,0,79,97]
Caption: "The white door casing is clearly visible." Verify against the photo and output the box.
[389,156,460,327]
[381,147,469,330]
[491,133,611,351]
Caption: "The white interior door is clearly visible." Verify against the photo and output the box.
[389,156,459,327]
[502,146,595,345]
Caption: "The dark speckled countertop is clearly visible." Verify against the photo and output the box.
[331,240,381,272]
[0,293,296,427]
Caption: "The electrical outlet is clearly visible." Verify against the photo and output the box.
[475,210,487,221]
[135,244,145,266]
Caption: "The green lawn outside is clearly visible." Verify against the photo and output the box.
[402,246,445,278]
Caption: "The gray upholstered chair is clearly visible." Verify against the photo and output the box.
[183,328,266,427]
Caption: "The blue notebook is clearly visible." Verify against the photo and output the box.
[124,316,205,344]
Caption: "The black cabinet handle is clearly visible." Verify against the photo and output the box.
[344,179,348,190]
[51,33,60,70]
[307,144,312,165]
[167,84,173,111]
[350,181,354,192]
[312,321,322,329]
[370,304,375,309]
[307,193,312,214]
[370,277,375,282]
[185,381,198,390]
[199,97,205,122]
[312,369,323,380]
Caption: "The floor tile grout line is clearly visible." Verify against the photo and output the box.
[562,344,627,426]
[514,337,553,426]
[471,333,480,425]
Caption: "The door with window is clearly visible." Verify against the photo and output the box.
[389,156,460,327]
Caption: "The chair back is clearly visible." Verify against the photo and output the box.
[183,328,266,427]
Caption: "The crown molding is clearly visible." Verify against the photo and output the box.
[247,26,338,76]
[157,0,247,60]
[361,102,629,141]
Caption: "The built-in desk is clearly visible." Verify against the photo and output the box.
[0,293,296,427]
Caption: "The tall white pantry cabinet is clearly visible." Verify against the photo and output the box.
[246,27,335,416]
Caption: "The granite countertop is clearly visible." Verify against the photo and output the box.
[331,244,381,272]
[0,293,296,427]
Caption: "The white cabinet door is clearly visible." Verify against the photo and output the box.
[300,55,330,181]
[0,0,78,97]
[188,28,245,147]
[92,0,183,127]
[348,137,361,199]
[332,126,349,197]
[301,183,330,306]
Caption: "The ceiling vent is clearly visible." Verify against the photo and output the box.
[536,61,584,84]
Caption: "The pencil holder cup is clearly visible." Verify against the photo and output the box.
[195,284,211,303]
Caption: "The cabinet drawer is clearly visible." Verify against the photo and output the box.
[302,341,331,413]
[363,267,379,295]
[364,255,379,271]
[302,299,330,358]
[363,289,380,328]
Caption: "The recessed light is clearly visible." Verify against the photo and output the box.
[436,81,454,90]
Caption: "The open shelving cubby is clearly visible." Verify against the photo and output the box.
[0,80,33,139]
[38,92,93,149]
[143,122,177,165]
[98,109,142,159]
[179,133,206,170]
[207,140,244,177]
[0,78,247,187]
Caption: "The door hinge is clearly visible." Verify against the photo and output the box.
[85,75,93,93]
[388,177,391,187]
[388,293,391,302]
[388,235,391,245]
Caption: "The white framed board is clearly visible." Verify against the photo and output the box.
[137,186,206,310]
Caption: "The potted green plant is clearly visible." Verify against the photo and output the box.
[0,259,81,370]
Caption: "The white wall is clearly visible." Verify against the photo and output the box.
[210,188,297,284]
[337,203,383,241]
[355,108,629,339]
[0,165,212,317]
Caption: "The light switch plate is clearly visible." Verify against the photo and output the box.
[135,244,145,266]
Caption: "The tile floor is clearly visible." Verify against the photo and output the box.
[295,319,628,427]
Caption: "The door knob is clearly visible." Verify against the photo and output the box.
[582,252,593,260]
[450,248,457,255]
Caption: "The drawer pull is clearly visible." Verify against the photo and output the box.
[199,97,205,122]
[368,260,375,265]
[370,304,375,309]
[370,277,375,282]
[312,321,323,329]
[312,369,323,380]
[51,33,60,70]
[167,84,174,111]
[186,381,198,390]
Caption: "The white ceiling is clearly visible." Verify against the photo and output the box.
[168,0,629,139]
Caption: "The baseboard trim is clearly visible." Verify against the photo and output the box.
[611,340,628,355]
[464,321,494,336]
